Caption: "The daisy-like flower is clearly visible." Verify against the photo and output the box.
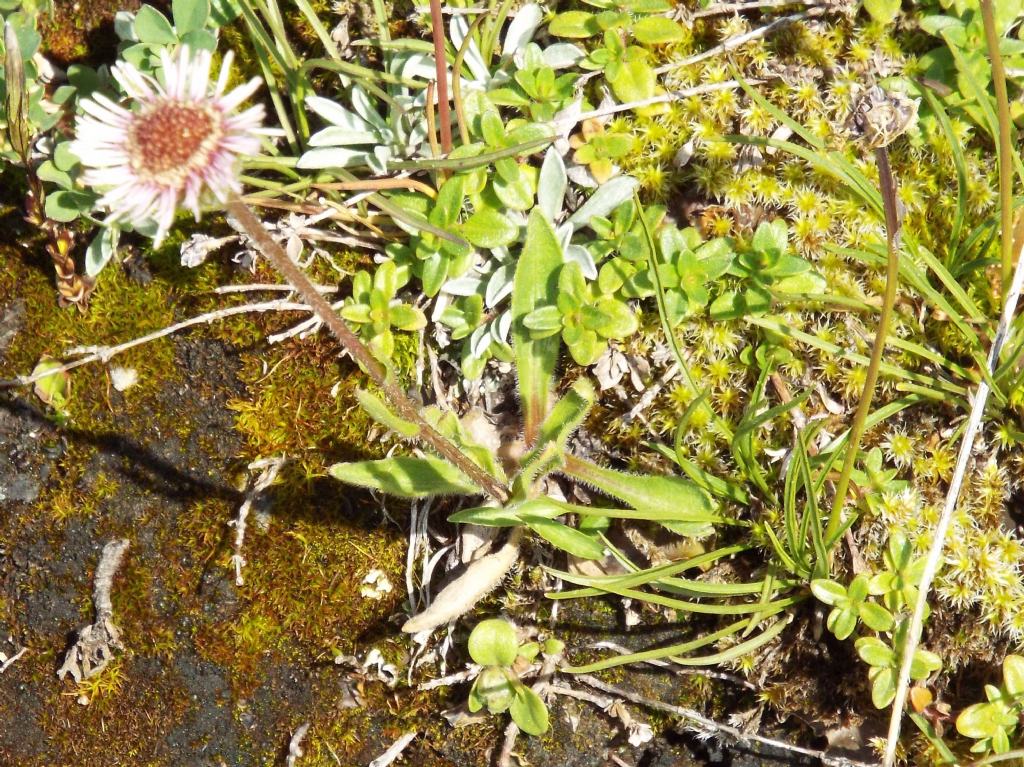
[71,46,265,245]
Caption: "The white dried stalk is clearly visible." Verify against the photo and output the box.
[416,666,480,691]
[0,300,314,388]
[266,299,347,345]
[285,722,310,767]
[57,539,130,683]
[575,675,876,767]
[883,240,1024,766]
[402,529,522,633]
[653,10,823,75]
[368,731,417,767]
[230,456,285,585]
[0,647,27,673]
[214,283,337,295]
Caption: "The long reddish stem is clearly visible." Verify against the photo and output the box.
[428,0,453,154]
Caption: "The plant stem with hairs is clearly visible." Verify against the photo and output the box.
[224,197,509,504]
[824,146,901,546]
[980,0,1014,299]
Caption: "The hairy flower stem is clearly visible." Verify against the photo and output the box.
[824,147,901,546]
[224,197,508,504]
[428,0,453,155]
[980,0,1015,299]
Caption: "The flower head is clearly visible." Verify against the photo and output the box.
[72,46,265,245]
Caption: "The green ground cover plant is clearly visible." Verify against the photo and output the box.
[6,0,1024,764]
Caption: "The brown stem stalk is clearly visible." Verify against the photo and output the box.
[428,0,453,155]
[224,197,508,504]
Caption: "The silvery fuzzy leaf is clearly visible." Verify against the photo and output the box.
[307,126,379,147]
[305,95,374,132]
[449,16,489,84]
[552,98,584,151]
[443,276,484,296]
[492,310,513,344]
[397,52,437,82]
[485,264,514,308]
[368,145,392,175]
[85,226,120,277]
[565,244,597,280]
[543,43,585,69]
[297,146,371,169]
[538,148,567,223]
[566,163,597,189]
[673,138,696,168]
[490,245,513,264]
[556,222,574,250]
[567,176,639,230]
[503,4,543,57]
[431,291,452,322]
[351,86,388,132]
[470,323,491,359]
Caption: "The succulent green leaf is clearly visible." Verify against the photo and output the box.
[31,357,70,410]
[859,602,895,633]
[631,16,684,44]
[863,0,900,24]
[469,619,520,666]
[172,0,210,33]
[510,686,550,735]
[609,58,655,103]
[548,10,599,38]
[828,608,857,641]
[810,579,846,606]
[751,219,788,258]
[388,304,427,331]
[870,667,897,709]
[1004,655,1024,698]
[474,667,516,713]
[957,702,1010,739]
[910,649,942,680]
[44,190,96,223]
[462,208,518,249]
[134,5,178,44]
[856,637,895,668]
[328,456,480,498]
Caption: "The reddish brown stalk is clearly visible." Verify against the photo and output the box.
[313,178,437,197]
[428,0,453,154]
[224,197,509,504]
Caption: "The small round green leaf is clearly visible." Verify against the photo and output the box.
[810,579,846,606]
[632,16,684,45]
[469,619,520,666]
[173,0,210,34]
[134,5,178,44]
[859,602,895,633]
